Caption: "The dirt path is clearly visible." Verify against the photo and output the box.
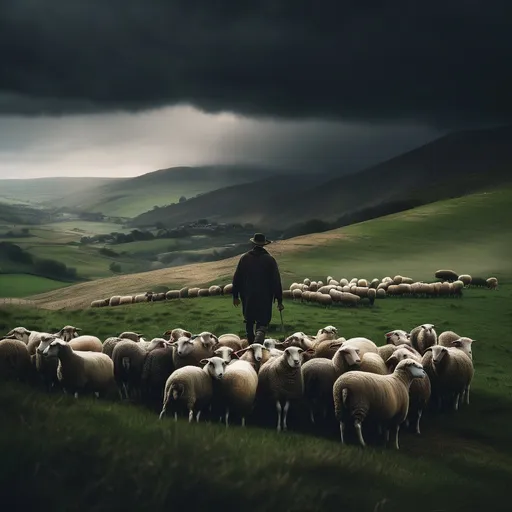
[20,231,348,310]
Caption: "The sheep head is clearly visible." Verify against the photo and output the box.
[37,334,60,355]
[55,325,81,342]
[430,345,447,365]
[172,337,195,357]
[385,330,410,346]
[395,359,426,379]
[337,346,361,366]
[164,328,192,341]
[5,327,31,344]
[200,356,227,380]
[451,337,474,358]
[214,346,236,363]
[43,338,68,358]
[283,346,304,368]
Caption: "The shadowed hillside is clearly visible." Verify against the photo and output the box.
[54,165,290,218]
[132,125,512,230]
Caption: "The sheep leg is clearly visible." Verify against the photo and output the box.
[309,408,315,425]
[158,407,166,420]
[174,412,178,422]
[339,422,345,444]
[276,400,282,432]
[74,392,79,399]
[196,411,201,423]
[415,410,422,435]
[354,420,366,447]
[241,417,246,427]
[465,385,470,405]
[454,393,460,411]
[283,400,290,432]
[188,409,194,423]
[225,408,230,428]
[122,383,129,400]
[395,425,401,450]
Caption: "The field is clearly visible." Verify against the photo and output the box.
[1,282,511,511]
[26,186,512,310]
[0,274,70,297]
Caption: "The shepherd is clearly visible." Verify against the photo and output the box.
[232,232,284,344]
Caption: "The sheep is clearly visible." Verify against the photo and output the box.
[109,296,121,307]
[435,270,459,282]
[438,331,474,359]
[487,277,498,290]
[165,290,181,300]
[303,278,311,286]
[333,358,427,449]
[67,335,103,352]
[179,287,189,298]
[458,274,472,287]
[91,299,109,308]
[423,345,474,410]
[34,334,65,391]
[386,348,431,434]
[102,337,124,359]
[217,359,259,427]
[171,335,217,370]
[359,352,388,375]
[112,340,149,400]
[222,284,233,295]
[163,328,192,342]
[119,331,144,342]
[141,340,175,410]
[214,346,237,363]
[0,337,33,383]
[377,344,398,362]
[5,326,32,345]
[283,332,316,350]
[119,295,134,305]
[257,347,308,432]
[134,293,148,303]
[409,324,437,355]
[235,343,271,372]
[42,339,115,398]
[385,330,411,346]
[198,288,210,297]
[339,337,379,358]
[159,356,226,422]
[188,287,200,298]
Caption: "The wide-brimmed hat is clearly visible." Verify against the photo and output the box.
[250,233,271,246]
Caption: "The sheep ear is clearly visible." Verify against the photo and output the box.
[231,352,240,359]
[451,340,462,347]
[304,348,315,355]
[234,348,249,356]
[74,327,82,332]
[423,347,433,353]
[6,329,15,336]
[355,348,361,354]
[184,331,192,338]
[199,358,209,365]
[384,332,393,337]
[297,348,304,353]
[163,330,172,336]
[329,341,344,349]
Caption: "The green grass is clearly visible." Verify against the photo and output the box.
[0,274,70,297]
[42,220,130,236]
[277,188,512,285]
[1,287,511,511]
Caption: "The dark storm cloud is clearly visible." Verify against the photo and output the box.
[1,0,511,124]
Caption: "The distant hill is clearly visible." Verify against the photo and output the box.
[54,165,288,218]
[0,177,118,205]
[0,202,51,225]
[131,124,512,231]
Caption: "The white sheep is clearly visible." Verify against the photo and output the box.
[217,359,259,427]
[409,324,437,355]
[384,330,411,346]
[159,356,226,422]
[422,345,474,410]
[486,277,498,290]
[339,337,379,358]
[0,336,33,383]
[257,346,307,432]
[171,335,217,369]
[438,331,474,359]
[42,339,115,398]
[235,343,271,372]
[333,358,427,449]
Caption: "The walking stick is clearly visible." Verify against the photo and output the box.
[279,309,285,332]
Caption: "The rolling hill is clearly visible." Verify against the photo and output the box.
[0,177,118,205]
[25,184,512,310]
[53,164,290,218]
[132,124,512,231]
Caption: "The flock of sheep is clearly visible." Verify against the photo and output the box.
[1,321,475,450]
[90,270,498,309]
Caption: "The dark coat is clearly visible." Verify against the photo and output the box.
[231,246,283,325]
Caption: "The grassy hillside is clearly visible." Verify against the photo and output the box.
[55,165,285,218]
[1,281,511,511]
[29,185,512,310]
[131,125,512,231]
[0,177,118,205]
[0,202,51,225]
[0,274,70,298]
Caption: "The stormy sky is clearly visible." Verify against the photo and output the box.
[1,0,511,179]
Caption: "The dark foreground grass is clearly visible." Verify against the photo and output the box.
[1,287,512,512]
